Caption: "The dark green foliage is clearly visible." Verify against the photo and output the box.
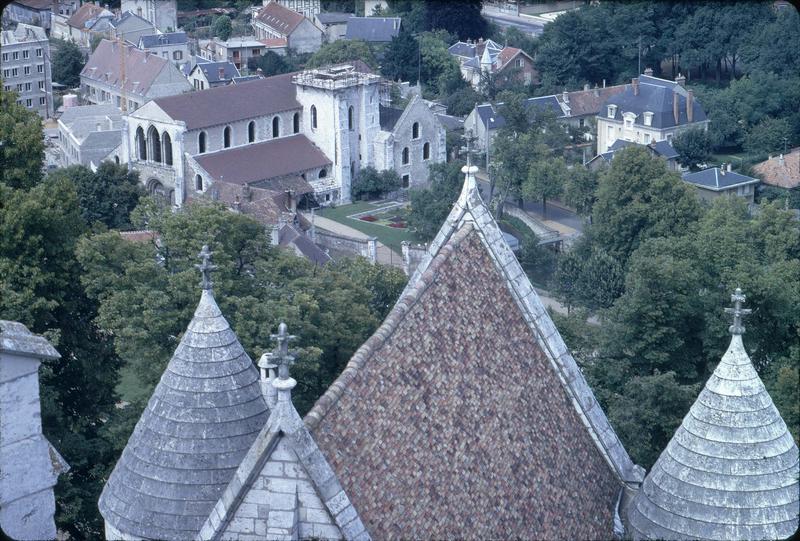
[351,167,401,200]
[381,29,420,84]
[523,156,567,218]
[248,50,290,76]
[552,240,624,312]
[757,185,800,210]
[51,39,85,88]
[562,166,598,218]
[425,0,488,41]
[442,85,482,117]
[672,127,712,169]
[212,14,232,40]
[0,88,44,190]
[407,161,464,240]
[744,117,792,155]
[48,163,144,230]
[307,39,378,69]
[739,7,800,77]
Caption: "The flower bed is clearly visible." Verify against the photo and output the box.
[389,222,406,228]
[360,215,377,222]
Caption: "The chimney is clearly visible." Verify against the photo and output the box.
[632,77,639,96]
[218,66,225,80]
[779,153,785,166]
[720,164,726,176]
[242,184,251,201]
[727,162,732,172]
[673,92,679,124]
[687,90,694,122]
[644,67,653,77]
[583,83,590,91]
[285,189,296,213]
[562,89,569,104]
[602,79,606,88]
[593,84,599,97]
[96,122,102,131]
[675,73,686,87]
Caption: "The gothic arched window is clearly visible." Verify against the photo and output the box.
[198,131,207,153]
[272,116,280,138]
[310,105,317,129]
[248,121,255,143]
[223,126,231,148]
[402,146,410,165]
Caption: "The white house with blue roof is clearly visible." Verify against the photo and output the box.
[682,164,760,204]
[596,71,708,153]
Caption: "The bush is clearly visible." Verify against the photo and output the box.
[351,167,401,200]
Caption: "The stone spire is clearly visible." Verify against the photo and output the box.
[99,245,270,541]
[628,289,800,540]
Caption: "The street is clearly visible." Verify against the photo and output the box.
[481,5,546,36]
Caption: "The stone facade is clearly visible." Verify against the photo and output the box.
[120,0,178,32]
[1,24,53,118]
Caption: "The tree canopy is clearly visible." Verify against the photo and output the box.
[51,39,85,88]
[0,88,44,190]
[307,39,378,69]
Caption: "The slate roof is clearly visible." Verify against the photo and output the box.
[602,75,707,129]
[379,105,404,131]
[435,113,465,131]
[153,73,299,130]
[192,60,240,83]
[279,224,332,266]
[753,149,800,189]
[448,41,476,58]
[557,85,626,117]
[648,139,680,159]
[11,0,52,11]
[305,165,644,539]
[139,31,188,48]
[59,104,122,137]
[255,1,305,35]
[629,297,800,540]
[476,95,564,131]
[98,284,271,540]
[0,320,60,360]
[193,135,330,186]
[345,17,401,42]
[682,167,760,191]
[81,40,174,97]
[316,12,353,24]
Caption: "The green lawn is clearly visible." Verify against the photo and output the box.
[319,202,420,252]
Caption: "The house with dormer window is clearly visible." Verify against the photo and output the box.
[596,70,708,154]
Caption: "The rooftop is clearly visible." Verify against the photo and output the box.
[81,39,174,97]
[602,74,707,129]
[254,1,305,35]
[67,2,112,29]
[753,149,800,189]
[316,12,353,24]
[345,16,401,42]
[1,23,47,45]
[192,61,240,84]
[139,32,188,48]
[557,84,627,117]
[58,104,123,140]
[682,167,759,191]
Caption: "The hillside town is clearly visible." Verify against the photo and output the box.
[0,0,798,540]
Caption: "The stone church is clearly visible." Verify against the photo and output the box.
[97,165,799,539]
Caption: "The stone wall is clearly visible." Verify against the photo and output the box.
[313,229,376,263]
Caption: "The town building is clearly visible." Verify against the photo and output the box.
[0,320,70,541]
[198,36,275,69]
[344,16,401,43]
[187,60,241,90]
[51,2,114,48]
[596,71,709,154]
[554,84,627,133]
[57,104,123,168]
[80,39,191,112]
[753,148,800,190]
[586,139,681,172]
[682,165,760,204]
[108,10,158,46]
[121,64,445,209]
[1,23,53,118]
[2,0,53,32]
[464,95,565,152]
[138,32,190,70]
[120,0,178,32]
[449,38,537,89]
[48,0,81,38]
[315,12,353,43]
[98,166,799,540]
[252,1,323,54]
[274,0,321,19]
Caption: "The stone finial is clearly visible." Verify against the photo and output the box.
[724,288,752,335]
[270,322,297,382]
[195,244,217,290]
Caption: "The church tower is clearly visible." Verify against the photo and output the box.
[628,289,800,540]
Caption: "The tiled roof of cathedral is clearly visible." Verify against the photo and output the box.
[628,289,800,541]
[304,163,644,539]
[98,247,270,541]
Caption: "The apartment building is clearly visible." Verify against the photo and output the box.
[1,23,53,118]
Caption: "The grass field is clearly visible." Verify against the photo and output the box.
[319,202,420,252]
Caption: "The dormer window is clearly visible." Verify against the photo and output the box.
[643,111,654,126]
[607,104,617,119]
[623,112,636,128]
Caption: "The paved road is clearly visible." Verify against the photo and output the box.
[522,199,584,234]
[482,6,546,35]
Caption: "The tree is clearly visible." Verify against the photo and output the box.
[744,117,792,155]
[48,162,144,230]
[51,39,84,88]
[740,7,800,78]
[552,241,624,312]
[407,161,464,240]
[212,14,232,40]
[563,166,598,218]
[307,39,378,69]
[381,29,419,84]
[590,146,702,265]
[672,127,712,169]
[0,87,44,190]
[248,50,290,76]
[351,167,401,200]
[426,0,487,41]
[523,156,567,218]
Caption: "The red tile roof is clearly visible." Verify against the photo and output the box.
[81,39,171,97]
[254,1,305,35]
[558,85,627,117]
[153,73,300,130]
[193,135,330,185]
[753,149,800,189]
[67,2,110,29]
[119,230,158,242]
[259,37,288,47]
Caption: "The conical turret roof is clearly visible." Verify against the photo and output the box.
[99,247,270,540]
[629,290,799,540]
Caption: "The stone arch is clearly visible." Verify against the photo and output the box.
[310,105,317,129]
[272,116,280,138]
[402,146,410,165]
[248,121,256,143]
[162,131,173,166]
[135,126,147,160]
[293,112,300,134]
[198,131,207,153]
[412,122,419,139]
[223,126,232,148]
[147,125,161,163]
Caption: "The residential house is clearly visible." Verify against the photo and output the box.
[109,11,159,46]
[586,139,681,172]
[52,2,114,47]
[120,0,178,32]
[121,64,445,209]
[80,39,191,112]
[464,95,565,152]
[554,83,627,134]
[187,61,241,90]
[449,38,537,89]
[138,32,190,70]
[274,0,321,19]
[198,36,272,70]
[345,16,401,43]
[753,149,800,190]
[49,0,84,40]
[57,104,123,168]
[1,23,53,118]
[315,12,353,43]
[2,0,53,32]
[596,72,708,154]
[252,1,323,54]
[682,164,759,204]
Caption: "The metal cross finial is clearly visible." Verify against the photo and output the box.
[459,130,478,167]
[270,322,297,379]
[195,245,217,290]
[724,287,752,335]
